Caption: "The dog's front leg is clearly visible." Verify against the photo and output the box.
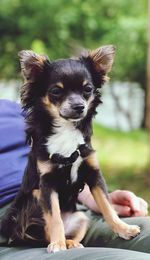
[38,161,66,253]
[84,152,140,240]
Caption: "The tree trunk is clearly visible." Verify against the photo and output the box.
[145,0,150,175]
[146,0,150,130]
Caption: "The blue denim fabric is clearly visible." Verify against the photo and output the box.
[0,100,29,207]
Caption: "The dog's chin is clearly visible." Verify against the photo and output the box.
[68,117,83,122]
[59,113,85,122]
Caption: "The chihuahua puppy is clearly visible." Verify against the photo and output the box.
[1,46,140,253]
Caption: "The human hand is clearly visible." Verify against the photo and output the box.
[109,190,148,217]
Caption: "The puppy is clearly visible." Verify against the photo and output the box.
[1,46,140,253]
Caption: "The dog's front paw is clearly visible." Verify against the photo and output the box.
[66,239,84,249]
[47,241,66,253]
[115,224,140,240]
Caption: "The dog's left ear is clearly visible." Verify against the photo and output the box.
[18,50,50,81]
[82,45,116,85]
[89,45,115,73]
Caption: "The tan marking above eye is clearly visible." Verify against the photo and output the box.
[55,82,64,88]
[83,80,89,87]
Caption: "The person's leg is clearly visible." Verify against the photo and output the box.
[82,208,150,253]
[0,247,150,260]
[0,204,11,245]
[1,204,150,259]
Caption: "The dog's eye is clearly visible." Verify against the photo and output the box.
[83,85,93,96]
[50,87,63,97]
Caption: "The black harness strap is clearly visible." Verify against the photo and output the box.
[49,144,93,165]
[50,150,79,165]
[78,143,93,158]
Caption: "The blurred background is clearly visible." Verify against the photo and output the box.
[0,0,150,203]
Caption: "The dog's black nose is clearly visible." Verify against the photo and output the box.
[72,104,85,114]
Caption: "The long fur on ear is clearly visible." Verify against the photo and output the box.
[19,50,51,109]
[81,45,116,87]
[18,50,49,81]
[89,45,115,73]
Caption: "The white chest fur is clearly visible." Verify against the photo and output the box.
[46,120,84,157]
[70,156,83,183]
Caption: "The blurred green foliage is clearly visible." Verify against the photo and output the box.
[0,0,147,84]
[93,123,150,203]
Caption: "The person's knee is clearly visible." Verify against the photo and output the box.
[82,214,150,253]
[123,216,150,234]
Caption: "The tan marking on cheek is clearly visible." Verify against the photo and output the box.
[42,96,52,107]
[32,189,41,200]
[86,152,99,170]
[37,160,52,176]
[42,96,60,117]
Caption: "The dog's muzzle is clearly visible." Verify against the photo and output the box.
[59,93,87,120]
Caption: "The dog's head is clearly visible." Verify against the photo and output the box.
[19,46,115,121]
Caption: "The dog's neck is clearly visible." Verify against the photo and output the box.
[46,118,85,158]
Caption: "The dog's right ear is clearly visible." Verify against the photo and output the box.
[18,50,50,81]
[19,50,51,109]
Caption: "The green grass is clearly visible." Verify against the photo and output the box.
[92,123,150,203]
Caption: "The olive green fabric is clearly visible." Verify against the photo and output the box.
[83,209,150,253]
[1,247,150,260]
[1,203,150,260]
